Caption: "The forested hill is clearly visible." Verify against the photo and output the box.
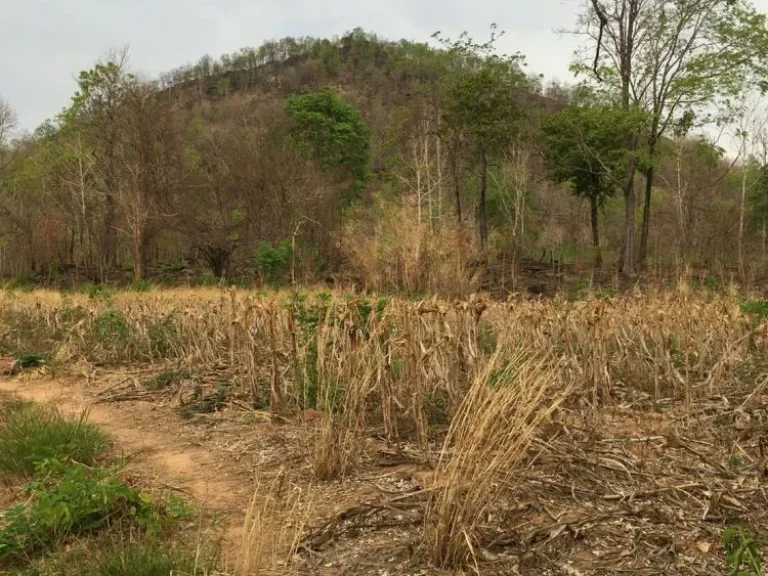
[2,11,768,295]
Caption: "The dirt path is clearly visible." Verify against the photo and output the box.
[0,375,254,557]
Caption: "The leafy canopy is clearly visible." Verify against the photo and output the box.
[542,101,647,203]
[285,89,370,187]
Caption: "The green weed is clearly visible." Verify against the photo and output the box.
[0,460,154,563]
[14,352,46,369]
[72,541,208,576]
[723,526,763,576]
[92,309,130,346]
[0,403,110,478]
[740,299,768,318]
[143,368,190,391]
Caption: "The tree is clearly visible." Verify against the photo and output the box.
[437,26,527,250]
[114,81,181,281]
[63,49,134,270]
[543,101,646,268]
[0,97,17,147]
[285,89,370,192]
[0,97,18,173]
[576,0,768,270]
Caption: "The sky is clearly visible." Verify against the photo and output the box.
[0,0,583,133]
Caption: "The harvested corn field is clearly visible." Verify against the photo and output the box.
[1,287,767,575]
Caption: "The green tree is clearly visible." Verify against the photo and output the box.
[285,89,370,192]
[437,25,528,249]
[62,49,135,270]
[542,101,646,268]
[577,0,768,270]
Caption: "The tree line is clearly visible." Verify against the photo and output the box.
[2,0,768,294]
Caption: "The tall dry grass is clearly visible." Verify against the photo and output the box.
[231,473,312,576]
[1,287,766,474]
[424,345,568,568]
[340,198,480,297]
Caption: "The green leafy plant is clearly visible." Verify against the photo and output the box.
[14,352,46,369]
[741,300,768,318]
[254,240,293,286]
[0,402,110,477]
[0,460,154,563]
[92,309,130,346]
[73,541,210,576]
[80,283,115,300]
[128,280,152,293]
[723,526,763,576]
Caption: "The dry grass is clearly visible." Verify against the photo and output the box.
[230,472,312,576]
[1,287,766,474]
[3,287,768,574]
[425,345,568,569]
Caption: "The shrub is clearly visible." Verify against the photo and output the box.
[80,283,115,300]
[741,299,768,318]
[14,352,46,369]
[180,383,229,418]
[128,280,152,293]
[0,403,110,478]
[254,240,293,286]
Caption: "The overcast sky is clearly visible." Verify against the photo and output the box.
[0,0,583,132]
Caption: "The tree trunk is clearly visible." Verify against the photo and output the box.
[103,155,117,269]
[622,168,636,277]
[590,195,602,269]
[739,160,747,281]
[639,167,654,265]
[450,143,462,223]
[639,137,658,265]
[133,227,146,281]
[477,151,488,250]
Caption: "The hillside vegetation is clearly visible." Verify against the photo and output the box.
[2,1,768,295]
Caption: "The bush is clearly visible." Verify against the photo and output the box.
[80,283,115,300]
[741,299,768,318]
[254,240,293,286]
[180,384,229,418]
[91,309,130,348]
[0,403,110,478]
[144,368,190,391]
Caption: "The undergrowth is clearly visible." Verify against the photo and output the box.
[0,459,155,564]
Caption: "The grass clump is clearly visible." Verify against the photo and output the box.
[58,540,210,576]
[0,402,110,478]
[425,347,568,569]
[14,352,47,369]
[740,299,768,318]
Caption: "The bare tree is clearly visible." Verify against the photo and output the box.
[0,97,17,145]
[115,81,181,281]
[0,97,18,174]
